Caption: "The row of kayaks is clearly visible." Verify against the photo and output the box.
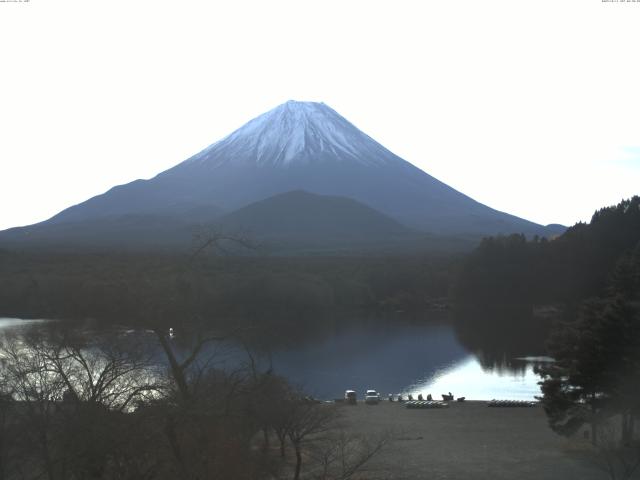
[488,400,537,407]
[405,401,449,409]
[403,400,538,409]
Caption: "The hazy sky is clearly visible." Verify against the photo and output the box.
[1,0,639,230]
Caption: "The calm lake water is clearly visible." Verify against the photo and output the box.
[0,317,544,401]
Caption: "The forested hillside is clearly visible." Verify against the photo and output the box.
[455,196,640,309]
[453,197,640,363]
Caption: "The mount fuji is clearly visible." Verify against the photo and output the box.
[0,100,563,252]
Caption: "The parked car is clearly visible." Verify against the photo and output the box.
[344,390,357,405]
[364,389,380,404]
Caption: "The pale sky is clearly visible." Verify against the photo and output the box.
[1,0,639,230]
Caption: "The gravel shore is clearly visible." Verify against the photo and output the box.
[337,401,602,480]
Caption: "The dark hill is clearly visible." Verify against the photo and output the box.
[219,190,413,239]
[215,190,433,252]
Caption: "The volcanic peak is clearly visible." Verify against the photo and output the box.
[183,100,401,169]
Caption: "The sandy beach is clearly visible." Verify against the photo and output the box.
[336,401,602,480]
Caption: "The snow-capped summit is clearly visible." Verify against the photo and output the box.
[184,100,401,168]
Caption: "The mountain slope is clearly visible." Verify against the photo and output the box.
[0,214,198,251]
[0,100,562,251]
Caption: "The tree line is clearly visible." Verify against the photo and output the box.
[0,251,458,333]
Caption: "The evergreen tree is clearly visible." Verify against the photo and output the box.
[537,246,640,445]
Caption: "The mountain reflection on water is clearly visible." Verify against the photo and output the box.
[0,314,545,401]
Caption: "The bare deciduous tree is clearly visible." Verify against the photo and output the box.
[310,429,391,480]
[287,400,339,480]
[0,329,163,480]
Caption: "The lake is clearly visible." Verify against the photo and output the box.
[0,316,545,401]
